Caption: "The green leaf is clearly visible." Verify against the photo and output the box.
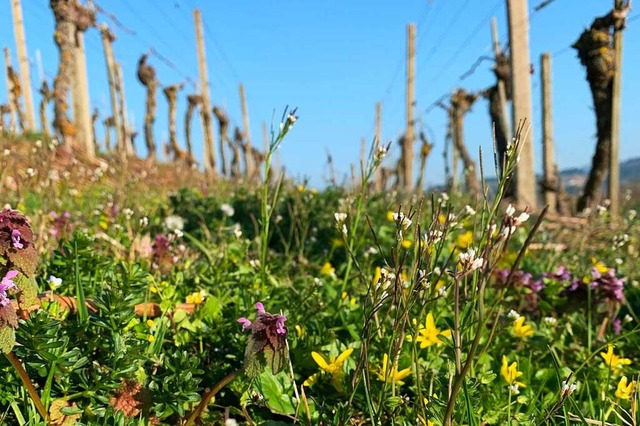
[254,370,297,416]
[0,325,15,353]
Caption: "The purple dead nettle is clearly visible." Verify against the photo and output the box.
[11,229,23,249]
[0,270,18,306]
[238,302,287,335]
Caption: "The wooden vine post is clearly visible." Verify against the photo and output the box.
[506,0,537,209]
[212,106,230,176]
[239,84,254,178]
[100,24,123,154]
[10,0,36,131]
[375,102,383,191]
[402,23,416,191]
[115,63,133,156]
[540,53,557,215]
[609,0,626,217]
[194,9,218,177]
[71,6,95,158]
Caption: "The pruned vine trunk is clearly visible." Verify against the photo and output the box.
[573,6,628,212]
[7,66,25,132]
[415,131,433,192]
[229,127,242,178]
[212,106,229,176]
[39,81,52,137]
[184,94,200,167]
[451,88,480,196]
[50,0,95,148]
[163,84,186,163]
[91,108,99,153]
[103,116,114,151]
[137,54,157,161]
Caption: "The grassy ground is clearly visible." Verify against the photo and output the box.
[0,130,639,425]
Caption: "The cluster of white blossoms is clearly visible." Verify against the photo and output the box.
[560,381,577,398]
[392,212,412,230]
[500,204,530,239]
[458,248,484,272]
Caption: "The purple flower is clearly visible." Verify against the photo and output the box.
[0,270,18,306]
[612,318,622,335]
[544,266,571,282]
[529,279,544,293]
[237,301,288,335]
[11,229,23,249]
[237,317,252,331]
[275,315,287,334]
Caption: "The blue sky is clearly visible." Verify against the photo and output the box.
[1,0,638,188]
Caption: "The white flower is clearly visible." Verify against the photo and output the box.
[48,275,63,289]
[560,381,577,398]
[35,139,42,148]
[509,384,520,395]
[139,216,149,227]
[392,212,412,230]
[122,208,134,219]
[515,212,529,225]
[27,168,36,177]
[225,419,238,426]
[174,229,184,239]
[464,205,476,216]
[220,203,235,217]
[438,286,447,297]
[374,145,388,163]
[232,223,242,238]
[596,205,607,215]
[627,210,637,221]
[543,316,557,326]
[334,212,347,224]
[624,314,633,323]
[341,224,348,237]
[164,215,185,231]
[458,248,483,271]
[507,310,521,320]
[249,259,260,268]
[505,204,516,217]
[440,192,449,202]
[2,149,10,156]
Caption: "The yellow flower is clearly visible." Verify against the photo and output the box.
[615,376,636,400]
[320,262,336,277]
[331,238,344,248]
[304,348,353,391]
[372,266,382,285]
[401,239,413,249]
[512,316,534,339]
[456,231,473,248]
[297,185,305,193]
[149,286,159,294]
[376,353,411,386]
[186,290,206,305]
[437,213,447,224]
[386,211,396,222]
[146,319,154,328]
[295,325,305,338]
[592,258,610,274]
[409,313,452,348]
[501,356,525,387]
[147,334,156,343]
[600,344,631,374]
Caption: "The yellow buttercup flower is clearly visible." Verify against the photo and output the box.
[402,239,413,249]
[147,334,156,343]
[375,353,412,386]
[186,290,206,305]
[592,258,610,274]
[386,211,395,222]
[320,262,336,277]
[615,376,636,400]
[600,344,631,374]
[456,231,473,248]
[304,348,353,392]
[512,316,534,339]
[295,325,305,338]
[408,313,452,348]
[146,319,154,328]
[501,356,525,387]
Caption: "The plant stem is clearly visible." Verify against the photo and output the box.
[183,370,240,426]
[5,352,49,423]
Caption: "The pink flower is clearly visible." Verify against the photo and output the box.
[0,270,18,306]
[11,229,23,249]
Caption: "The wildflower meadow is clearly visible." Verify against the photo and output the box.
[0,119,639,426]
